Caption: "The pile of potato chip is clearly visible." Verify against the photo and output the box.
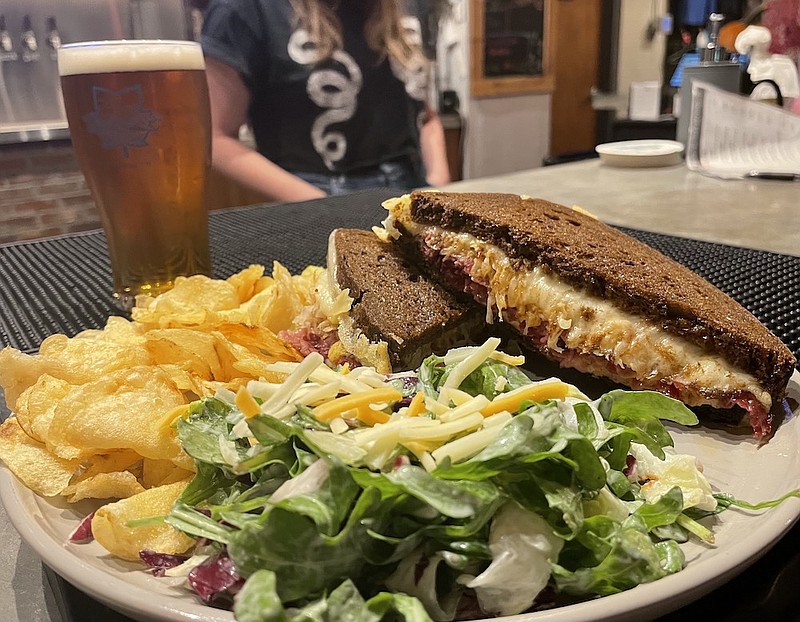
[0,262,321,560]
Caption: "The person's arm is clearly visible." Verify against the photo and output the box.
[419,102,451,187]
[205,57,326,202]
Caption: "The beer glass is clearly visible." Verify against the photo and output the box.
[58,40,213,311]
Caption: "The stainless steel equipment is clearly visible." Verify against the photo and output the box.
[0,0,192,144]
[675,13,743,146]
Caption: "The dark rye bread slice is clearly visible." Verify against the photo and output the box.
[406,191,797,403]
[330,228,483,370]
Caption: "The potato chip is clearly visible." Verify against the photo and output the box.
[170,449,197,473]
[14,375,72,444]
[212,263,322,332]
[77,450,143,480]
[0,260,323,555]
[145,329,223,379]
[226,264,266,303]
[132,274,241,327]
[0,417,78,497]
[214,323,302,363]
[0,347,52,413]
[252,274,275,295]
[293,264,328,307]
[142,458,194,489]
[208,331,299,382]
[0,318,150,408]
[217,284,293,332]
[159,367,211,401]
[47,366,187,462]
[91,479,195,561]
[64,470,145,503]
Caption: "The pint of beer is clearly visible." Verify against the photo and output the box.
[58,40,212,310]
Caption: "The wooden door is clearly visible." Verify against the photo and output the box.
[550,0,603,157]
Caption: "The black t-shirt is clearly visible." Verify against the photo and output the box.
[202,0,429,175]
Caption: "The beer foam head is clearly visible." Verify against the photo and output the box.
[58,40,205,76]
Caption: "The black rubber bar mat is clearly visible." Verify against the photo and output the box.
[1,187,798,361]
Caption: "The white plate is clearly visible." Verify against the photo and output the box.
[2,373,800,622]
[595,140,685,168]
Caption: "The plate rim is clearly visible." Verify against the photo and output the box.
[2,373,799,622]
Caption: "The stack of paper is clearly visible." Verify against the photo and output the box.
[686,81,800,179]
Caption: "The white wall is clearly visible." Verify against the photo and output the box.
[439,1,551,179]
[463,94,551,178]
[615,0,669,117]
[438,0,667,180]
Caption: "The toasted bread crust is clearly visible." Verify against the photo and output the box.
[332,228,481,369]
[407,191,796,402]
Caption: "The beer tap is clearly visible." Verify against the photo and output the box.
[46,17,61,51]
[0,15,13,55]
[21,16,38,52]
[20,15,40,63]
[702,13,727,63]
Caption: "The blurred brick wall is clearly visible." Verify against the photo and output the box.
[0,141,100,244]
[0,141,265,245]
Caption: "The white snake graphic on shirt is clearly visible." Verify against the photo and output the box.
[287,17,427,170]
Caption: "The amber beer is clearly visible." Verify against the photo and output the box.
[58,40,212,310]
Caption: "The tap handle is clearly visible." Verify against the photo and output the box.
[21,15,38,52]
[0,15,10,54]
[46,16,61,49]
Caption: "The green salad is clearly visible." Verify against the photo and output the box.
[153,337,749,621]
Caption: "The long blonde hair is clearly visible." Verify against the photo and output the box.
[289,0,423,66]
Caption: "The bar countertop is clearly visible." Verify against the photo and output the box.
[446,160,800,257]
[0,161,798,622]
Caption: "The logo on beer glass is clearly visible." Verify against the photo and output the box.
[83,85,161,157]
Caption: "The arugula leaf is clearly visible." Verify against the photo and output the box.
[233,570,288,622]
[273,459,360,536]
[177,398,250,469]
[634,486,684,531]
[227,487,381,602]
[366,590,433,621]
[599,390,699,426]
[179,460,240,507]
[384,465,501,519]
[456,358,532,399]
[553,515,681,596]
[417,354,529,399]
[598,391,698,469]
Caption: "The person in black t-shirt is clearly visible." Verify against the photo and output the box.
[201,0,450,201]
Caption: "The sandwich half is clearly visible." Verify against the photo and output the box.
[280,228,483,373]
[381,191,797,437]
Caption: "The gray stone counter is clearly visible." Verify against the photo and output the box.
[443,160,800,257]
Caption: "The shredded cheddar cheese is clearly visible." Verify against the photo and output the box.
[312,387,402,422]
[235,386,263,419]
[406,392,426,417]
[481,381,569,417]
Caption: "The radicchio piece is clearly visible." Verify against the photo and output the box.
[187,552,244,606]
[139,550,190,577]
[68,511,95,543]
[393,455,412,470]
[387,374,421,405]
[623,455,636,478]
